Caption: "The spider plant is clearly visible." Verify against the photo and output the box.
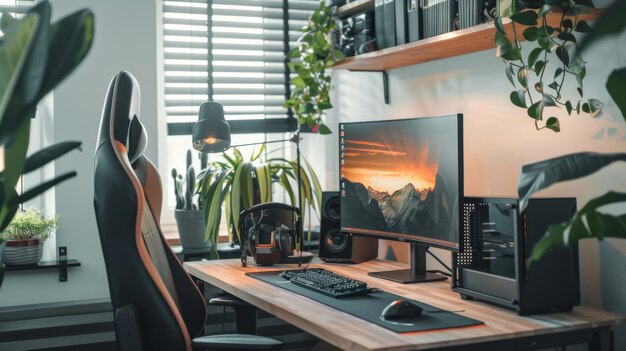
[198,143,322,259]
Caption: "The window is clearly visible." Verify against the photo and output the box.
[0,0,33,34]
[160,0,319,216]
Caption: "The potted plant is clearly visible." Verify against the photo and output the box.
[514,0,626,264]
[494,0,603,132]
[284,0,344,134]
[199,144,322,259]
[172,150,209,250]
[0,208,58,265]
[0,1,94,286]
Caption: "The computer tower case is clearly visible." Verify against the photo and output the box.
[453,197,580,315]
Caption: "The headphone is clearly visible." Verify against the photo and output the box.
[238,202,301,267]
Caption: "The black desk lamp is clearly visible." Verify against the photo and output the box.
[192,101,305,265]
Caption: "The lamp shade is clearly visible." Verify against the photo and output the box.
[192,102,231,153]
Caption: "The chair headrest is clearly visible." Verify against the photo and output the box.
[97,71,147,163]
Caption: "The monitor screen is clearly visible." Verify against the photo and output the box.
[339,115,463,251]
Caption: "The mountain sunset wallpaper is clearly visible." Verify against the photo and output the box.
[340,116,461,247]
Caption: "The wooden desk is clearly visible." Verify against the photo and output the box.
[185,259,625,351]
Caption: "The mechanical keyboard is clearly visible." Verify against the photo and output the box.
[279,268,374,298]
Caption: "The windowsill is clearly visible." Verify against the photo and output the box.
[161,222,230,246]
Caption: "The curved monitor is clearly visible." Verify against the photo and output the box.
[339,114,463,252]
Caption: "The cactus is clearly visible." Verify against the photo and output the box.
[186,149,192,172]
[197,152,208,209]
[171,169,184,210]
[184,165,196,210]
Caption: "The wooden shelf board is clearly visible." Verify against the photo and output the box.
[333,9,601,71]
[335,0,374,18]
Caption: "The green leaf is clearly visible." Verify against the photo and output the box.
[38,9,94,101]
[548,81,559,90]
[2,118,30,206]
[0,13,39,144]
[534,60,545,75]
[250,142,266,162]
[288,47,300,58]
[523,27,539,41]
[527,101,543,119]
[534,82,543,94]
[517,66,529,88]
[204,171,228,245]
[303,156,322,219]
[543,94,557,107]
[518,152,626,211]
[555,46,569,66]
[0,11,17,31]
[16,171,77,205]
[505,64,516,86]
[606,68,626,124]
[510,90,527,108]
[561,19,573,32]
[565,100,573,115]
[554,67,563,79]
[575,20,591,33]
[290,76,305,88]
[318,123,332,135]
[494,31,513,58]
[502,47,522,61]
[528,192,626,266]
[14,2,51,108]
[254,163,272,203]
[494,16,506,33]
[528,47,542,67]
[545,116,560,132]
[578,0,626,53]
[582,102,590,113]
[496,0,516,17]
[510,10,538,26]
[588,98,603,117]
[278,171,296,206]
[577,87,583,97]
[22,141,82,174]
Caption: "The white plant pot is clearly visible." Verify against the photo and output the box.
[2,239,44,266]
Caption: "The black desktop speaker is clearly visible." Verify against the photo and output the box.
[319,191,378,263]
[453,197,580,315]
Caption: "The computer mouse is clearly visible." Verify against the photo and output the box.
[381,299,423,319]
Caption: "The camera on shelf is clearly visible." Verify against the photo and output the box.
[333,11,377,57]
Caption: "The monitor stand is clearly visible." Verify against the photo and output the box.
[368,244,447,284]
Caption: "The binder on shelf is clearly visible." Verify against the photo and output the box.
[395,0,408,45]
[383,0,396,48]
[375,0,386,49]
[407,0,422,42]
[421,0,457,39]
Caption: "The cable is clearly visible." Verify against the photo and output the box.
[426,248,452,273]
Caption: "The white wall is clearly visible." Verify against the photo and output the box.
[302,7,626,346]
[0,0,163,306]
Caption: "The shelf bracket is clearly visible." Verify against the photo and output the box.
[382,71,389,105]
[59,246,68,282]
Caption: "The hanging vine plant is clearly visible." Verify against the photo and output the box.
[284,1,344,134]
[494,0,602,132]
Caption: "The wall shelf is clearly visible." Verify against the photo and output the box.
[332,7,601,71]
[4,259,81,282]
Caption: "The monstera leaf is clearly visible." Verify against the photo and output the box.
[518,152,626,266]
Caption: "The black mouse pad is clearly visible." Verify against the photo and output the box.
[246,270,483,333]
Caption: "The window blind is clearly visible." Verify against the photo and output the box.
[162,0,320,135]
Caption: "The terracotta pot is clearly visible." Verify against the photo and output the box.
[2,238,43,266]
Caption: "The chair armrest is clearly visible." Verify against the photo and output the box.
[208,293,251,307]
[192,334,283,350]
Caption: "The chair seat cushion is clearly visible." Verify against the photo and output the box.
[192,334,283,350]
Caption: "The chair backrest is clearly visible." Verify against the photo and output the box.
[94,71,206,351]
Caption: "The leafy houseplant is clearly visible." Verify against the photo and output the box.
[284,0,344,134]
[516,0,626,265]
[199,144,322,259]
[172,149,209,250]
[0,2,94,286]
[0,208,58,265]
[494,0,602,132]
